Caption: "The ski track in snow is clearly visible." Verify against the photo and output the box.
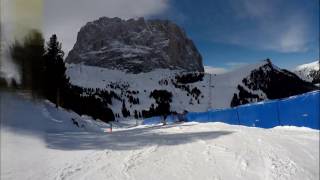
[195,129,313,180]
[237,132,296,180]
[54,146,160,180]
[56,150,113,180]
[121,145,159,179]
[3,123,319,180]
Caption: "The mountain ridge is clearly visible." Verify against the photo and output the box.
[66,17,204,73]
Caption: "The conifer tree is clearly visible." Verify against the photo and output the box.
[43,34,69,107]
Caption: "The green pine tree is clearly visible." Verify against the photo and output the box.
[43,34,69,107]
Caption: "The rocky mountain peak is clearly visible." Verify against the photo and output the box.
[231,59,317,107]
[66,17,204,73]
[294,60,320,84]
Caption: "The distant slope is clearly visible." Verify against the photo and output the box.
[231,60,317,106]
[294,60,320,84]
[67,60,316,118]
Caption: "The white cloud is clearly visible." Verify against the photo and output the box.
[43,0,170,54]
[220,0,314,53]
[277,18,308,53]
[204,66,227,74]
[234,0,276,19]
[204,62,253,74]
[225,62,249,69]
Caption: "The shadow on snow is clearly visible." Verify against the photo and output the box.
[45,124,233,151]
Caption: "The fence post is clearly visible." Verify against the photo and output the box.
[236,108,240,125]
[276,100,281,126]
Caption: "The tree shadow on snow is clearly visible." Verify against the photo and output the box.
[1,91,233,151]
[45,124,233,151]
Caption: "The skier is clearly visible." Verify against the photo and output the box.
[71,118,79,127]
[162,114,168,125]
[109,122,113,133]
[157,102,170,126]
[177,110,188,123]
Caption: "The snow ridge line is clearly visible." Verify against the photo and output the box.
[40,104,63,123]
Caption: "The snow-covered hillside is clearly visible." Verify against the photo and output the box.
[294,60,319,83]
[67,63,210,115]
[66,61,262,115]
[66,60,315,119]
[1,91,319,180]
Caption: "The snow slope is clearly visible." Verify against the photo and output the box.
[1,91,319,180]
[294,61,319,82]
[66,61,269,116]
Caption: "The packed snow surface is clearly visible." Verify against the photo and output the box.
[1,91,319,180]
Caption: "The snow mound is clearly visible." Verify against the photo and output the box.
[0,91,109,135]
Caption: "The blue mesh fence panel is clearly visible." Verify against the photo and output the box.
[142,115,179,125]
[166,115,178,124]
[208,108,239,125]
[185,112,209,122]
[237,100,279,128]
[278,91,319,129]
[142,116,162,125]
[142,91,319,129]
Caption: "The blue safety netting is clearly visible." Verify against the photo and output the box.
[142,91,320,129]
[142,114,179,125]
[142,116,162,125]
[237,100,279,128]
[278,91,319,129]
[185,112,209,122]
[208,108,239,125]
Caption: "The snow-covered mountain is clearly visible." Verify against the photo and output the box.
[294,60,320,84]
[66,17,203,73]
[64,17,316,119]
[66,59,316,119]
[231,59,316,106]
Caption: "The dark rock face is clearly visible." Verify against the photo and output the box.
[310,70,320,84]
[231,60,317,107]
[66,17,204,73]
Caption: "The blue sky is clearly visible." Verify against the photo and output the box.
[154,0,319,70]
[3,0,318,83]
[42,0,319,71]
